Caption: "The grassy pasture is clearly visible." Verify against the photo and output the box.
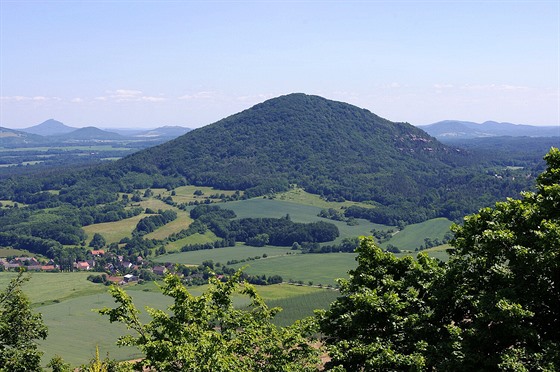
[274,188,362,209]
[223,198,390,243]
[148,186,241,206]
[38,289,172,366]
[266,288,340,327]
[0,247,36,257]
[163,231,220,252]
[225,198,325,222]
[83,200,188,244]
[0,199,24,207]
[83,214,145,244]
[144,210,192,240]
[382,217,453,250]
[137,197,176,211]
[0,271,342,366]
[154,244,294,265]
[0,272,105,306]
[228,253,358,286]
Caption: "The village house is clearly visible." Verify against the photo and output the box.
[152,265,167,276]
[123,274,139,283]
[74,261,91,271]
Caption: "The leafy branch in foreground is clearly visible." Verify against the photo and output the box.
[99,271,320,371]
[0,272,48,372]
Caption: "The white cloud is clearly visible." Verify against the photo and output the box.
[1,95,59,101]
[462,84,530,91]
[433,83,454,89]
[95,89,166,103]
[71,97,84,103]
[114,89,142,97]
[178,91,215,100]
[141,96,165,102]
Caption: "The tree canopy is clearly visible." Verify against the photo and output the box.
[100,271,320,371]
[318,147,560,371]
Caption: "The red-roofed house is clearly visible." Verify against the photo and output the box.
[75,261,90,271]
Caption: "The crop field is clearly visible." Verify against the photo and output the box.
[222,198,390,242]
[155,244,294,265]
[0,272,340,366]
[274,188,367,209]
[266,288,340,327]
[0,272,105,306]
[382,217,453,250]
[83,214,146,244]
[145,210,192,240]
[163,231,219,252]
[148,186,241,205]
[37,289,172,365]
[228,253,358,286]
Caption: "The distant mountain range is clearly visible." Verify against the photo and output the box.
[0,119,191,145]
[419,120,559,139]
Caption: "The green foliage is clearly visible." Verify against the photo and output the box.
[89,233,106,249]
[133,209,177,236]
[433,147,560,370]
[318,148,560,371]
[0,272,48,372]
[47,355,71,372]
[99,271,320,371]
[317,237,444,370]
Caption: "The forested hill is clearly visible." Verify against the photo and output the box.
[112,93,531,222]
[121,93,458,194]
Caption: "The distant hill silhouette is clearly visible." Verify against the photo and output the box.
[22,119,77,136]
[134,126,191,138]
[54,126,124,141]
[419,120,559,139]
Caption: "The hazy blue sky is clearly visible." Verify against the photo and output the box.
[1,1,559,129]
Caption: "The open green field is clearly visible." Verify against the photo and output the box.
[223,198,391,243]
[164,231,220,252]
[83,214,146,244]
[382,217,453,250]
[228,253,358,286]
[0,199,24,208]
[0,272,340,366]
[274,187,368,209]
[157,185,241,205]
[0,247,37,257]
[145,210,192,240]
[0,272,106,306]
[155,244,294,265]
[266,288,340,327]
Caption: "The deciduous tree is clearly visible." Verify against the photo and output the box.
[0,272,48,372]
[100,271,320,371]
